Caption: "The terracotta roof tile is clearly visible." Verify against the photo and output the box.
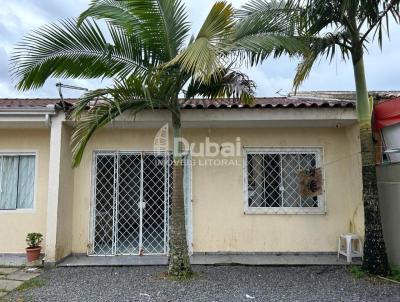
[0,97,356,110]
[0,98,76,109]
[2,91,399,110]
[180,97,355,109]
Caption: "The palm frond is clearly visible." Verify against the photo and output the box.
[164,1,235,82]
[71,95,150,167]
[78,0,190,61]
[293,52,317,92]
[233,0,308,66]
[293,33,352,90]
[236,0,298,25]
[185,69,255,104]
[70,68,184,166]
[233,35,308,65]
[78,0,140,29]
[70,76,170,166]
[361,0,400,48]
[10,18,150,90]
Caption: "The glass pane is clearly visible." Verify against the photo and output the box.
[247,153,281,208]
[247,154,266,207]
[17,155,35,209]
[298,153,318,207]
[246,150,320,209]
[263,154,281,207]
[93,154,115,255]
[142,154,167,254]
[117,154,141,255]
[0,156,19,209]
[282,153,318,208]
[282,153,301,207]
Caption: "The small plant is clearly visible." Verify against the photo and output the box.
[25,233,43,249]
[349,266,365,279]
[25,232,43,262]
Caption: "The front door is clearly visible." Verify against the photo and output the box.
[89,151,191,256]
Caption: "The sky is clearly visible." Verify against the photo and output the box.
[0,0,399,98]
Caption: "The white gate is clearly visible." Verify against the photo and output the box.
[89,151,191,256]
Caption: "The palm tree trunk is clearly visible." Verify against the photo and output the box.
[168,107,192,277]
[352,46,390,276]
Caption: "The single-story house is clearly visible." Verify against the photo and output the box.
[0,92,368,266]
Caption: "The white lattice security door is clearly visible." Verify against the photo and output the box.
[90,151,179,256]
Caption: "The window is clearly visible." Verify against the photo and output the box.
[0,154,35,210]
[244,148,324,214]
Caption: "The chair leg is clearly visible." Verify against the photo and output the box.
[346,238,352,263]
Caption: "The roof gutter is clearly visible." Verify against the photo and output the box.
[0,104,57,115]
[0,104,58,128]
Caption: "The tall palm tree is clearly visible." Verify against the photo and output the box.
[238,0,400,276]
[10,0,301,277]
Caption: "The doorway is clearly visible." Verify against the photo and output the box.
[89,151,191,256]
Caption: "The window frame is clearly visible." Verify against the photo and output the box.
[243,147,326,215]
[0,151,38,213]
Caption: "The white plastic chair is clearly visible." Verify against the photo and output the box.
[337,233,363,263]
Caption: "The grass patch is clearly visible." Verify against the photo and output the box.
[349,265,400,283]
[16,277,44,292]
[349,265,366,279]
[389,266,400,282]
[0,298,23,302]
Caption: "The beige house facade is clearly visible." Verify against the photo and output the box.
[0,96,364,265]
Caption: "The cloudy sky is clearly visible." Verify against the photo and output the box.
[1,0,399,98]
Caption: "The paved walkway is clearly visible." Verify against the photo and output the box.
[0,267,42,299]
[59,253,359,266]
[3,266,400,302]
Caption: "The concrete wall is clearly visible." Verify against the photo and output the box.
[71,125,363,254]
[44,116,75,263]
[54,123,74,260]
[0,129,50,253]
[0,123,364,256]
[377,163,400,266]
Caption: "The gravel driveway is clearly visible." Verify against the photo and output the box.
[4,266,400,302]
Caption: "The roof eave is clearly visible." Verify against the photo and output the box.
[0,104,57,115]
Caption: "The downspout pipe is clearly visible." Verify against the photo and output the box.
[45,104,56,128]
[45,113,51,127]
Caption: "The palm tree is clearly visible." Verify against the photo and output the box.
[10,0,300,277]
[238,0,400,276]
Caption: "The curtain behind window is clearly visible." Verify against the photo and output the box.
[0,156,19,209]
[17,156,35,208]
[0,155,35,209]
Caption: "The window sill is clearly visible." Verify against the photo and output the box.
[0,209,35,214]
[244,207,326,215]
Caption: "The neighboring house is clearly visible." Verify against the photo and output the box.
[374,96,400,266]
[0,93,369,266]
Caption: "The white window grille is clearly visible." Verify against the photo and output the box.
[0,154,35,210]
[89,151,192,256]
[244,147,325,214]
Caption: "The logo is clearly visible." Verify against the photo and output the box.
[152,123,242,167]
[153,123,169,155]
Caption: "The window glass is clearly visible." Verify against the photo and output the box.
[0,155,35,210]
[245,148,323,213]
